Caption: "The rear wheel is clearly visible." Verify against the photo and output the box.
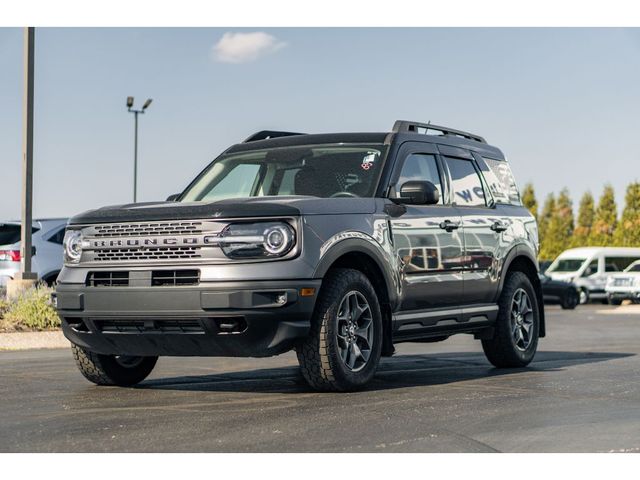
[482,271,540,368]
[560,288,579,310]
[71,344,157,386]
[296,268,382,392]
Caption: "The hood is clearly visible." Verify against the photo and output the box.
[69,196,377,225]
[607,271,640,279]
[546,271,579,282]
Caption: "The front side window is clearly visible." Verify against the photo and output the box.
[181,145,387,202]
[445,157,487,207]
[395,153,443,204]
[583,259,599,276]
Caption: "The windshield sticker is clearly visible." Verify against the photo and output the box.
[361,153,377,171]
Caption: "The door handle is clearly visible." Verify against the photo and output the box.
[439,220,460,232]
[490,221,508,233]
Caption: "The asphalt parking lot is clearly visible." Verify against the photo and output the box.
[1,304,639,453]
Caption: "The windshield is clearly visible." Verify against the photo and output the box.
[0,224,39,246]
[547,258,587,273]
[180,144,388,202]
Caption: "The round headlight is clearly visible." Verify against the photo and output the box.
[263,225,293,255]
[63,230,83,264]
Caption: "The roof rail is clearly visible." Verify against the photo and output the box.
[392,120,486,144]
[243,130,305,143]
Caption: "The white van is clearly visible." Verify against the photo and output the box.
[545,247,640,304]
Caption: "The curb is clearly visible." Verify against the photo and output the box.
[0,330,69,351]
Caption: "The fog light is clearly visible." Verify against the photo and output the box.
[276,293,287,305]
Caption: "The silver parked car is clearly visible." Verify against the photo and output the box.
[0,218,68,286]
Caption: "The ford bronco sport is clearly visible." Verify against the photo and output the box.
[55,120,544,391]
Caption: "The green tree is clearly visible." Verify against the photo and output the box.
[538,193,556,258]
[541,189,574,261]
[521,183,538,221]
[614,182,640,246]
[589,185,617,246]
[572,191,595,247]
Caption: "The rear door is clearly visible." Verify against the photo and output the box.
[440,146,500,304]
[388,142,464,311]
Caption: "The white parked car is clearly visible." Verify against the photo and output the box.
[545,247,640,304]
[605,260,640,305]
[0,218,68,286]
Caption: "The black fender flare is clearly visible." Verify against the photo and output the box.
[496,244,545,337]
[312,237,399,310]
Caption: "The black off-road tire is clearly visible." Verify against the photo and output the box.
[296,268,383,392]
[482,271,540,368]
[71,344,158,386]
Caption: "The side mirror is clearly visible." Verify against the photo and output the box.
[399,181,440,205]
[166,193,180,202]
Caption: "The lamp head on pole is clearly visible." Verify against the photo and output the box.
[126,96,134,108]
[142,98,153,110]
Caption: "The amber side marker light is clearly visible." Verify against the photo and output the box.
[300,288,316,297]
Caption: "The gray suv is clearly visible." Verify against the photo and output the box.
[55,120,544,391]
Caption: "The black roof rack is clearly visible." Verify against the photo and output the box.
[243,130,305,143]
[392,120,486,144]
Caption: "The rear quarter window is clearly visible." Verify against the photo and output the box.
[478,156,521,206]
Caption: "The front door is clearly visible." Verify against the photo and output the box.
[388,143,464,311]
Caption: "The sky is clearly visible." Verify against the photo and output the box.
[0,27,639,220]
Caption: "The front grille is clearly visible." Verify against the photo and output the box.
[152,270,200,286]
[95,246,201,262]
[94,221,202,237]
[95,319,205,333]
[87,271,129,287]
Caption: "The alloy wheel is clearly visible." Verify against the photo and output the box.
[511,288,534,351]
[336,291,374,372]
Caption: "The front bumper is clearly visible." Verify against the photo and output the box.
[55,279,321,357]
[606,288,640,300]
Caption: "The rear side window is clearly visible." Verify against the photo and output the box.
[0,225,39,245]
[445,157,487,207]
[605,257,640,272]
[395,154,443,204]
[479,157,521,205]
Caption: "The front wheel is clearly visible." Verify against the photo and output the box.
[296,268,383,392]
[71,344,157,386]
[482,271,540,368]
[579,288,590,305]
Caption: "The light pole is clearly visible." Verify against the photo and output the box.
[127,96,152,203]
[7,27,37,299]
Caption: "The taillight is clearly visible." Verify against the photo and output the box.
[0,250,21,262]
